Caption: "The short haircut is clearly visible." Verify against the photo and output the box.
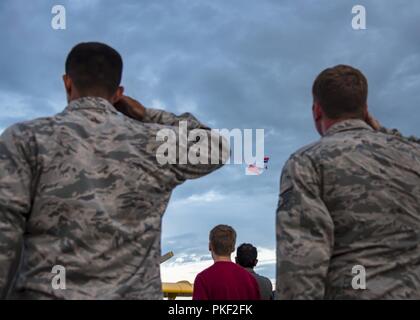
[312,65,368,119]
[209,225,236,256]
[236,243,258,268]
[65,42,123,96]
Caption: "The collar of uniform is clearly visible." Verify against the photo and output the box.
[66,96,118,115]
[324,119,373,137]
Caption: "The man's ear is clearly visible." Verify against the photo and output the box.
[313,100,325,136]
[62,74,72,95]
[255,259,258,266]
[111,86,124,104]
[313,101,323,121]
[208,243,212,252]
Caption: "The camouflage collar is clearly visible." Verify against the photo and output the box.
[66,96,118,115]
[324,119,373,137]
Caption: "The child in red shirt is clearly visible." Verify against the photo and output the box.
[193,225,261,300]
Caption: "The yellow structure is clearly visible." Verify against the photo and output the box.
[160,251,193,299]
[162,281,193,300]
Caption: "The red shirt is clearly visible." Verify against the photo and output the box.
[193,261,261,300]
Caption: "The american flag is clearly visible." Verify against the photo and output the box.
[245,163,264,175]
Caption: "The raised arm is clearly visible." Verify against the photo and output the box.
[114,96,229,184]
[366,113,420,144]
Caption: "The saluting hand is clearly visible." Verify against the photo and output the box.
[366,112,381,130]
[114,95,146,121]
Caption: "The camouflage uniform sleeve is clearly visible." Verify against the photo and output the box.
[143,108,210,130]
[379,127,420,144]
[0,125,35,297]
[145,108,229,183]
[276,154,334,300]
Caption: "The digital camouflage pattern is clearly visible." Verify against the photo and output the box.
[0,97,227,299]
[276,119,420,299]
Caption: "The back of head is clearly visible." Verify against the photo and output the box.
[236,243,258,268]
[209,225,236,256]
[312,64,368,119]
[65,42,123,97]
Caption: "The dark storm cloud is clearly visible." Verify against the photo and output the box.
[1,1,420,274]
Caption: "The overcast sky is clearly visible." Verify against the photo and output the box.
[1,0,420,283]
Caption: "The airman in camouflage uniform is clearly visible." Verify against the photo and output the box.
[276,65,420,299]
[0,96,227,299]
[0,43,227,299]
